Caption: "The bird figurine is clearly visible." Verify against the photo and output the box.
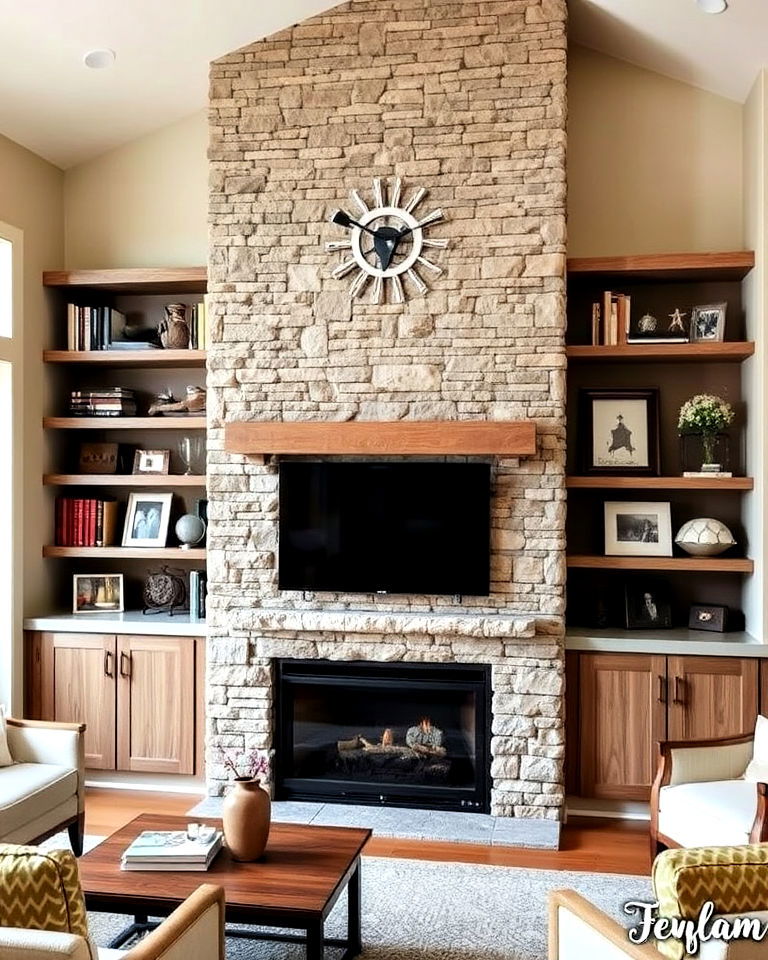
[158,303,190,350]
[148,386,206,416]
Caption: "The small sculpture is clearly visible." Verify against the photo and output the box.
[148,385,206,416]
[159,303,190,350]
[175,513,206,549]
[668,308,687,334]
[675,518,736,557]
[638,313,658,333]
[143,566,187,615]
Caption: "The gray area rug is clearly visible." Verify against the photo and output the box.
[44,833,650,959]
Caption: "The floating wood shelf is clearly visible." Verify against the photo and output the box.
[43,417,207,430]
[225,420,537,456]
[43,267,207,294]
[567,555,754,573]
[43,474,207,487]
[43,546,206,560]
[44,350,207,368]
[566,476,754,491]
[566,251,755,282]
[566,342,754,363]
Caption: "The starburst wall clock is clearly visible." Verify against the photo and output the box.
[326,177,449,304]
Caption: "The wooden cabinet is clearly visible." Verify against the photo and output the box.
[570,651,760,801]
[578,653,666,800]
[31,632,201,775]
[667,656,758,741]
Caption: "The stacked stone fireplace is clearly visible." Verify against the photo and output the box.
[207,0,568,837]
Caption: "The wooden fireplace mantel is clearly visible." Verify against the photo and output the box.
[224,420,537,456]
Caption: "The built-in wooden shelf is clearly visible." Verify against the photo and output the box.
[43,349,207,368]
[567,555,754,573]
[566,342,754,363]
[43,268,207,294]
[43,546,206,560]
[566,476,754,491]
[566,252,755,282]
[225,420,537,456]
[43,474,207,487]
[43,417,207,430]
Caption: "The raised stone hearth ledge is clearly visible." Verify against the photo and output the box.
[216,608,556,640]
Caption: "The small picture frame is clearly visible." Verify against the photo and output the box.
[580,389,660,475]
[79,442,119,475]
[625,582,673,630]
[132,449,170,475]
[73,574,124,614]
[689,603,728,633]
[122,492,173,548]
[690,302,726,342]
[604,501,673,557]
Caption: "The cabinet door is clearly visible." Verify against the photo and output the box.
[40,633,116,770]
[667,656,758,741]
[116,636,195,774]
[579,653,667,800]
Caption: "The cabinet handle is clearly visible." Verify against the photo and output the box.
[657,675,667,704]
[120,652,132,678]
[104,651,114,678]
[673,676,684,705]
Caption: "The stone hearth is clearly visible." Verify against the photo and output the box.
[206,0,568,830]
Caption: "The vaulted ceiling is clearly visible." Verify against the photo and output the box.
[0,0,764,170]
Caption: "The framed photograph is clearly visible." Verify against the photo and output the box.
[122,492,173,547]
[689,603,728,633]
[73,574,124,614]
[624,582,673,630]
[580,389,660,475]
[132,449,170,475]
[79,442,119,475]
[690,302,726,342]
[604,501,673,557]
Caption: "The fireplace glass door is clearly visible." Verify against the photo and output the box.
[275,660,491,812]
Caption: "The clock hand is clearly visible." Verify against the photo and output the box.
[328,209,377,238]
[396,208,445,239]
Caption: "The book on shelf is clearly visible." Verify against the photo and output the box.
[121,829,222,872]
[55,498,119,547]
[591,292,631,346]
[189,570,208,620]
[188,300,209,350]
[67,305,129,351]
[69,388,137,417]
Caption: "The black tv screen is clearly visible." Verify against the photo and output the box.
[278,461,491,595]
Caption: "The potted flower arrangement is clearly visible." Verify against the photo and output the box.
[678,394,735,474]
[219,747,272,862]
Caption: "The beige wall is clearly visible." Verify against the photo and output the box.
[568,45,744,257]
[0,133,63,710]
[64,111,207,269]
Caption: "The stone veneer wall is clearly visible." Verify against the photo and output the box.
[207,0,568,822]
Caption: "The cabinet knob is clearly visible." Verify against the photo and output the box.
[104,651,114,678]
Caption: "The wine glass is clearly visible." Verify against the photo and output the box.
[177,437,205,475]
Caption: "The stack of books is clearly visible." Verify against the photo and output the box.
[121,829,223,872]
[55,498,119,547]
[69,388,137,417]
[66,305,142,351]
[591,291,631,345]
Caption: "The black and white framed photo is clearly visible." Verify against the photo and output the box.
[690,302,726,342]
[73,574,124,614]
[688,603,728,633]
[580,389,660,475]
[132,449,170,475]
[624,582,673,630]
[122,492,173,547]
[604,501,673,557]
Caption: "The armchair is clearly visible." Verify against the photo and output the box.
[0,717,86,855]
[650,733,764,857]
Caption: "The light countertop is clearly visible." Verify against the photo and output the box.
[24,611,206,637]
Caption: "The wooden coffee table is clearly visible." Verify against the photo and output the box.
[79,813,371,959]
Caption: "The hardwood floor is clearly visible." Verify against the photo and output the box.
[85,788,651,876]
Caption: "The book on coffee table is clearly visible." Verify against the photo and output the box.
[121,830,223,871]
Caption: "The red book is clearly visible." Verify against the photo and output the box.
[74,499,83,547]
[89,499,97,547]
[64,499,72,546]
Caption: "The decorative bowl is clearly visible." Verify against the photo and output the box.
[674,518,736,557]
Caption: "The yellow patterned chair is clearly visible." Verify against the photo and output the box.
[549,844,768,960]
[0,845,225,960]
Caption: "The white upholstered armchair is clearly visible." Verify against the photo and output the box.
[0,717,86,855]
[650,733,766,856]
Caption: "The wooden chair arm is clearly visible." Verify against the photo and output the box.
[549,891,662,960]
[7,717,86,734]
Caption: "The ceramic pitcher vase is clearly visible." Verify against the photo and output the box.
[222,777,271,861]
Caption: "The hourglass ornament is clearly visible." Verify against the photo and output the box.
[177,437,205,476]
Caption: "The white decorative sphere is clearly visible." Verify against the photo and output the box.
[175,514,206,549]
[675,518,736,556]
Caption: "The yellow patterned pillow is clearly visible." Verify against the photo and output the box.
[652,844,768,959]
[0,844,95,958]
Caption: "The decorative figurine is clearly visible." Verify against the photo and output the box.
[675,518,736,557]
[159,303,190,349]
[638,313,658,333]
[668,308,687,334]
[148,385,206,416]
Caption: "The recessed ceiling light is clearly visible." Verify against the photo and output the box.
[83,49,116,69]
[696,0,727,13]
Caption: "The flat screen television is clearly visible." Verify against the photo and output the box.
[278,461,491,595]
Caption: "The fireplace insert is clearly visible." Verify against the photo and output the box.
[274,660,491,812]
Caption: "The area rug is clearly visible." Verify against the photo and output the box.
[43,833,651,959]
